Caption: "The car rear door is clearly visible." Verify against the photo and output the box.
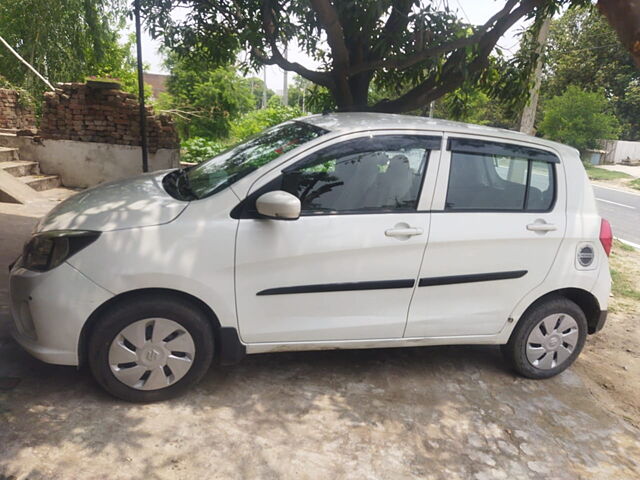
[234,132,442,344]
[405,134,566,338]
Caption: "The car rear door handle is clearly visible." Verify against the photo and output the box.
[385,227,424,237]
[527,221,557,232]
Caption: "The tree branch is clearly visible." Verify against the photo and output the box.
[257,1,334,89]
[308,0,353,105]
[350,0,521,75]
[372,0,413,57]
[372,0,539,113]
[308,0,350,71]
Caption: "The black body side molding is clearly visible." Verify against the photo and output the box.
[419,270,527,287]
[257,279,415,296]
[256,271,527,296]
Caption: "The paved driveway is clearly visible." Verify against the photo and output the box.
[1,206,639,480]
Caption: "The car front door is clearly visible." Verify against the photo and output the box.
[234,133,441,344]
[405,135,566,338]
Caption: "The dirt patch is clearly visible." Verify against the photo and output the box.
[575,242,640,428]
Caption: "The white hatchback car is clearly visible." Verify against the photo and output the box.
[9,113,612,402]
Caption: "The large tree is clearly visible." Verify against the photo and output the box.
[544,6,640,139]
[0,0,131,94]
[143,0,593,113]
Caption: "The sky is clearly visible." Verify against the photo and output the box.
[136,0,530,92]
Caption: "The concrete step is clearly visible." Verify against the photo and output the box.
[20,174,61,191]
[0,147,19,162]
[0,160,39,177]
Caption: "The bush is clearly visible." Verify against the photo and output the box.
[181,137,228,164]
[230,104,303,140]
[540,86,620,151]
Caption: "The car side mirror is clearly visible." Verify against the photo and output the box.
[255,190,301,220]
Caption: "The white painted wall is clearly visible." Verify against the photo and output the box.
[0,135,179,188]
[601,139,640,164]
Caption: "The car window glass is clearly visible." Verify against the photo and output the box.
[446,149,555,211]
[279,135,438,214]
[526,161,554,210]
[186,121,326,199]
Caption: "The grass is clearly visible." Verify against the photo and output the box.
[616,240,636,252]
[584,164,633,181]
[610,240,640,303]
[630,178,640,191]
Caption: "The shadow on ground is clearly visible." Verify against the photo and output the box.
[1,209,639,480]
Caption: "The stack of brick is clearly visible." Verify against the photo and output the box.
[39,82,179,152]
[0,88,36,130]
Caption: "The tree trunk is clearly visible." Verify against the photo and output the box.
[519,17,551,135]
[347,72,373,110]
[598,0,640,68]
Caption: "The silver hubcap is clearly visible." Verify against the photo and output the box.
[526,313,579,370]
[108,318,196,390]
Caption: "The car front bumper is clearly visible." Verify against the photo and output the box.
[9,259,113,366]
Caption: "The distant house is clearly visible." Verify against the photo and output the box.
[143,72,169,99]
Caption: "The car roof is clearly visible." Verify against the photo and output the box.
[299,112,576,156]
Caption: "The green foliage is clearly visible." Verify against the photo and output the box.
[241,76,276,109]
[540,86,620,151]
[433,84,515,128]
[0,0,132,97]
[165,55,254,138]
[630,178,640,192]
[230,104,302,140]
[139,0,579,112]
[544,6,640,140]
[181,137,228,164]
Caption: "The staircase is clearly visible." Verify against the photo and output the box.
[0,146,64,204]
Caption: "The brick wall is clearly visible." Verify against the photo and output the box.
[39,82,179,152]
[0,88,36,130]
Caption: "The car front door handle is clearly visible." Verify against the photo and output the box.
[385,227,424,237]
[527,221,557,232]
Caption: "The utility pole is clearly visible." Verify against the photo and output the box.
[262,67,268,108]
[282,45,289,106]
[519,17,551,136]
[134,0,149,173]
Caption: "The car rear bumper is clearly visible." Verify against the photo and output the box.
[9,260,113,366]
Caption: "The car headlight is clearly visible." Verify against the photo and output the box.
[22,230,101,272]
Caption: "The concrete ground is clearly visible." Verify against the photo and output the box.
[1,203,640,480]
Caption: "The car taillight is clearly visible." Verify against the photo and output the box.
[599,218,613,257]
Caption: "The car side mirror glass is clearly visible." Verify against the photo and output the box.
[255,190,301,220]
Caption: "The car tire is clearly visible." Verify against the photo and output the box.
[502,297,587,379]
[88,294,215,402]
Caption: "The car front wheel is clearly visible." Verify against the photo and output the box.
[502,297,588,379]
[88,295,215,402]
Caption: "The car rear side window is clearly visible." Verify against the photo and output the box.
[445,139,557,212]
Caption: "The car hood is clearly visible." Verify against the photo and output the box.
[36,171,188,233]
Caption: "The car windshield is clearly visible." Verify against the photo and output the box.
[186,121,327,199]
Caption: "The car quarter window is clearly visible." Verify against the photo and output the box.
[445,138,557,212]
[275,135,440,214]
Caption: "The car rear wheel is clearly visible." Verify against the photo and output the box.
[502,297,587,379]
[88,295,214,402]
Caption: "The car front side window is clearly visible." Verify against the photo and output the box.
[277,135,440,215]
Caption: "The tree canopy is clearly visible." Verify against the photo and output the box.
[539,86,620,151]
[0,0,134,96]
[543,6,640,140]
[141,0,596,113]
[163,55,255,138]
